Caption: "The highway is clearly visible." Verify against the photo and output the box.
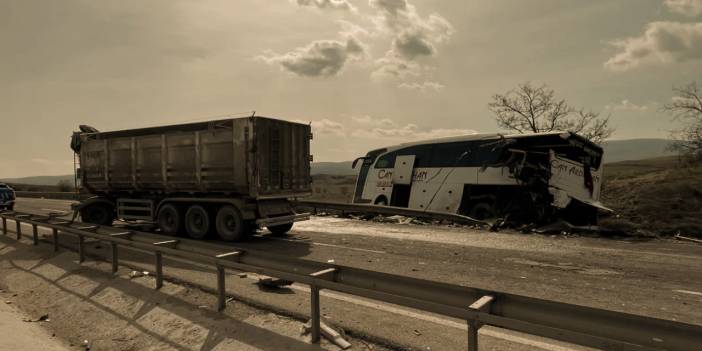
[7,197,702,350]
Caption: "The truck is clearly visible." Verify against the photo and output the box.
[351,131,609,224]
[70,116,312,241]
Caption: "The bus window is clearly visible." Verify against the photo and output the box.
[397,145,433,167]
[430,142,472,167]
[374,152,397,168]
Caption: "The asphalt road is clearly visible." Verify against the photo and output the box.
[9,197,702,350]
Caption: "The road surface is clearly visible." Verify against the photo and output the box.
[8,197,702,350]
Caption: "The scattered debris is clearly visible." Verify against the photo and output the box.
[321,322,352,350]
[4,300,11,304]
[23,314,50,322]
[258,276,293,289]
[675,234,702,244]
[237,273,247,278]
[129,270,149,279]
[413,329,422,336]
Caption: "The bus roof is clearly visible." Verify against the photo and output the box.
[382,131,583,151]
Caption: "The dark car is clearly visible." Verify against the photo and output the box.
[0,183,15,210]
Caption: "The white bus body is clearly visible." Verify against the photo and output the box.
[351,132,608,223]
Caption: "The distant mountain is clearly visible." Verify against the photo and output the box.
[600,138,675,163]
[311,161,355,176]
[0,174,75,186]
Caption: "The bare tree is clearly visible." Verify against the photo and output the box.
[488,82,613,144]
[663,82,702,162]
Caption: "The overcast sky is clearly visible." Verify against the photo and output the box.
[1,0,701,178]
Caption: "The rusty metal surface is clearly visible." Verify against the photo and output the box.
[77,117,311,198]
[2,209,701,351]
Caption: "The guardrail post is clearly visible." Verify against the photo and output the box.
[111,242,119,274]
[467,295,494,351]
[216,265,226,311]
[2,217,6,235]
[78,235,85,263]
[310,285,321,343]
[52,228,59,252]
[16,220,21,240]
[32,224,38,245]
[155,252,163,289]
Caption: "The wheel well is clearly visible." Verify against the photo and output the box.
[374,195,388,205]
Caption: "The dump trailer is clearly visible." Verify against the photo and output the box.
[70,116,312,241]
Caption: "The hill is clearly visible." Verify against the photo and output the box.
[0,174,75,186]
[600,138,675,163]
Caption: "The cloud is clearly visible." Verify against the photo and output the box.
[604,99,650,112]
[306,115,477,142]
[371,55,421,80]
[398,81,444,92]
[604,21,702,71]
[293,0,357,12]
[370,0,454,60]
[665,0,702,17]
[308,119,347,136]
[259,35,366,77]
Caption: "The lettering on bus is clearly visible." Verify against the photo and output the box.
[375,169,429,187]
[550,159,600,184]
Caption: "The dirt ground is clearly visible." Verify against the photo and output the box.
[0,237,390,351]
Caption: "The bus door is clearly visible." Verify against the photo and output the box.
[391,155,415,207]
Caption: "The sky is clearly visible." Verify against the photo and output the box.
[1,0,701,178]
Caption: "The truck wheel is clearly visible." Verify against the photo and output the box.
[215,206,245,241]
[185,205,211,239]
[80,203,114,226]
[267,223,293,236]
[158,204,182,236]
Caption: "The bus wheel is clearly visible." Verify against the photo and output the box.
[267,223,293,236]
[80,203,114,226]
[185,205,210,239]
[468,202,496,221]
[215,205,245,241]
[374,196,388,206]
[158,204,182,235]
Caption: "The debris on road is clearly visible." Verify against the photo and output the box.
[321,321,352,349]
[257,276,293,289]
[23,313,49,322]
[675,234,702,244]
[129,270,149,279]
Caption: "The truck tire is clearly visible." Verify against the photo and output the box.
[267,223,293,236]
[158,204,182,236]
[184,205,211,239]
[215,205,245,241]
[80,203,114,226]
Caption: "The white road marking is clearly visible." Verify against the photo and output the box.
[673,289,702,296]
[256,235,386,254]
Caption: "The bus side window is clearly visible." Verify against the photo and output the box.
[431,142,472,167]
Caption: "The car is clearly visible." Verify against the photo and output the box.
[0,183,16,211]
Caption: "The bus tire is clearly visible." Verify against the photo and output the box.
[374,195,388,206]
[158,204,182,236]
[267,223,293,236]
[80,203,114,226]
[184,205,211,239]
[215,205,246,241]
[469,202,496,221]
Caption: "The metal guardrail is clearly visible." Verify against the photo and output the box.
[1,210,701,351]
[293,200,488,225]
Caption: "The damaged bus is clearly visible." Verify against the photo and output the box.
[351,132,609,224]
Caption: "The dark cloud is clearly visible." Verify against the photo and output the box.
[260,36,366,77]
[605,22,702,71]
